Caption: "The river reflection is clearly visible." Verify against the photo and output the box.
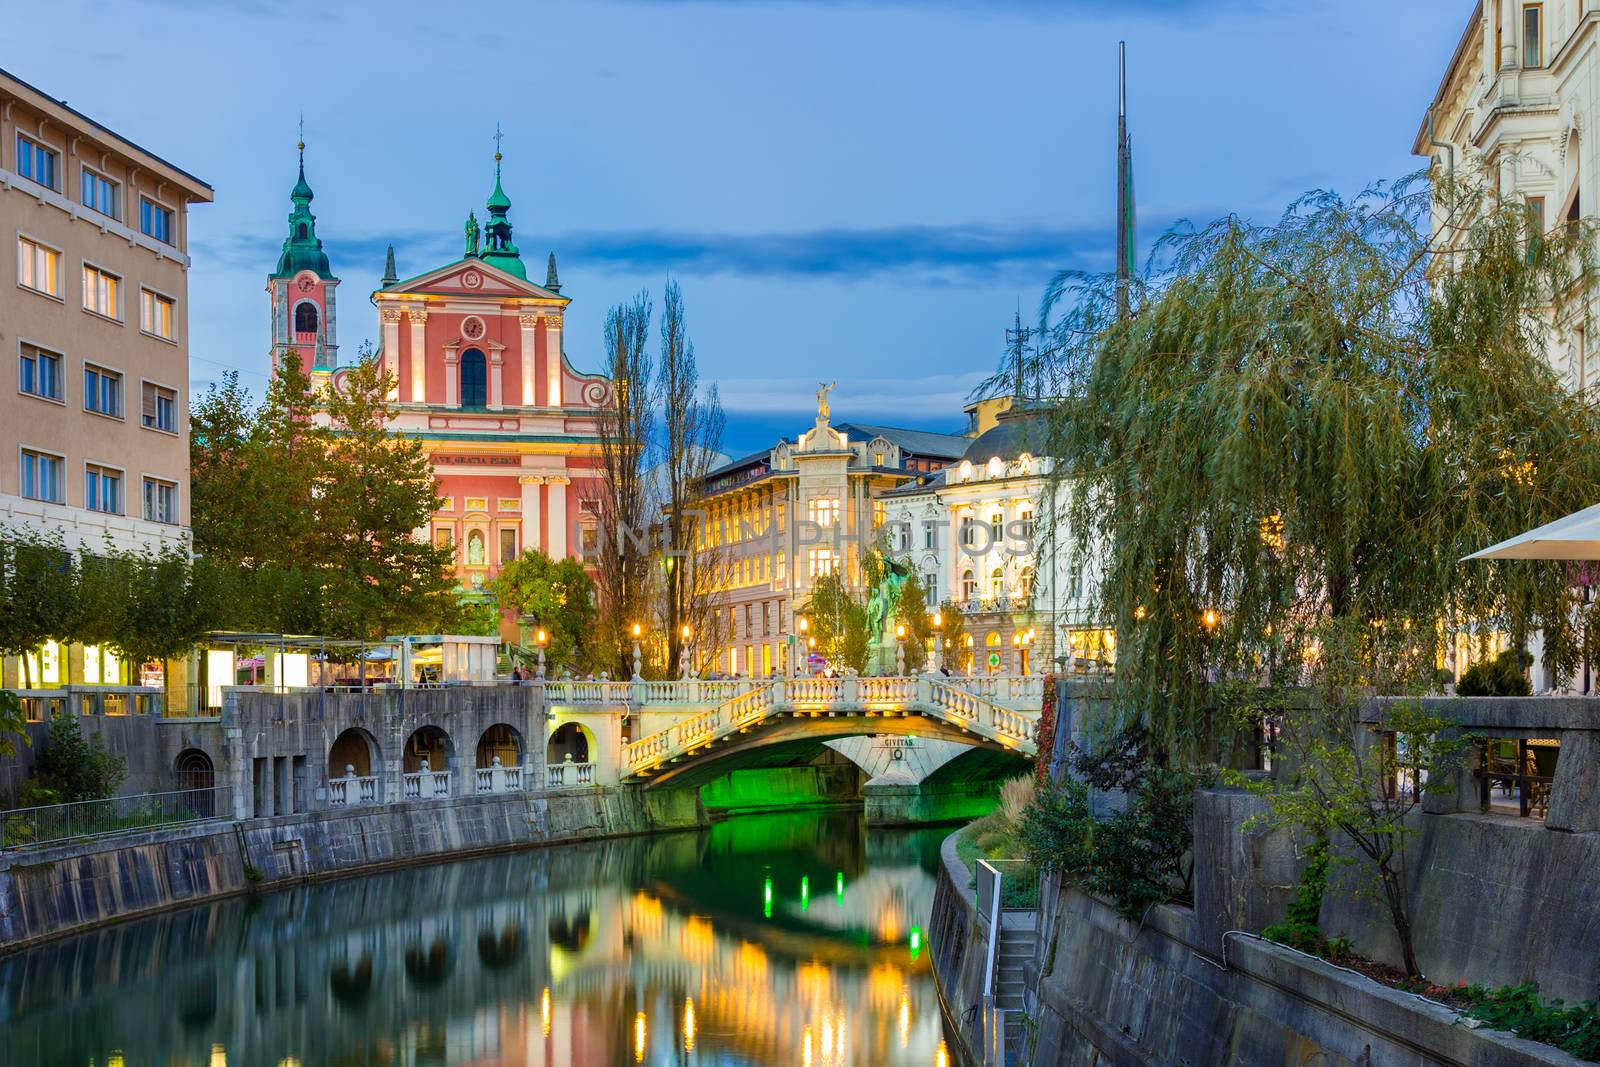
[0,811,955,1066]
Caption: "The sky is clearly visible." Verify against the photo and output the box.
[9,0,1469,455]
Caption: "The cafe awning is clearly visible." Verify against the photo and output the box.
[1465,502,1600,561]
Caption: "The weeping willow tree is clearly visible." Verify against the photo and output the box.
[1022,172,1600,747]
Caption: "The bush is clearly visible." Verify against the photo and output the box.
[1460,984,1600,1060]
[1457,649,1533,697]
[28,711,126,804]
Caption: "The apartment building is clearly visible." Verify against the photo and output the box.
[0,68,211,556]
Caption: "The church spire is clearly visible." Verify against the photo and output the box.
[478,124,525,278]
[545,252,561,293]
[273,129,332,279]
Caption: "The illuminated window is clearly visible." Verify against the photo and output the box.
[808,497,840,527]
[808,548,838,577]
[435,527,454,549]
[82,264,121,318]
[140,289,175,339]
[18,236,60,296]
[989,567,1005,598]
[961,569,977,600]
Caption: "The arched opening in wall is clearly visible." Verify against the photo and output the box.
[476,723,523,769]
[989,567,1005,600]
[174,748,215,816]
[329,954,374,1009]
[466,528,487,567]
[547,721,593,764]
[986,631,1003,674]
[403,726,453,772]
[296,222,308,240]
[1018,565,1035,602]
[460,347,487,408]
[548,907,592,952]
[294,301,318,334]
[330,728,379,779]
[403,939,451,987]
[961,569,976,602]
[477,924,525,969]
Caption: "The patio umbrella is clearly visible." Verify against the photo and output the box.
[1465,502,1600,560]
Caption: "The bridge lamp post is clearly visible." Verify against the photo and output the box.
[895,623,906,675]
[631,622,643,680]
[535,628,548,680]
[796,617,809,677]
[679,624,693,679]
[930,610,943,673]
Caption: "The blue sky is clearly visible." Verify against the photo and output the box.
[10,0,1467,454]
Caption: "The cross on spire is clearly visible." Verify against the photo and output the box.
[494,121,504,162]
[297,113,305,155]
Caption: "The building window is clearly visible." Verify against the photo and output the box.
[1069,564,1084,600]
[142,477,178,524]
[15,135,57,190]
[141,382,177,432]
[925,572,938,606]
[989,511,1004,540]
[961,569,977,600]
[140,289,175,339]
[80,167,119,219]
[808,497,840,528]
[84,364,123,418]
[1524,4,1544,67]
[500,527,517,564]
[19,343,63,401]
[85,464,121,514]
[807,547,838,577]
[1019,565,1035,600]
[17,236,61,296]
[1018,507,1035,541]
[294,301,318,335]
[82,264,121,318]
[924,522,936,550]
[434,527,454,549]
[990,567,1005,599]
[460,347,487,408]
[20,449,63,503]
[139,198,174,244]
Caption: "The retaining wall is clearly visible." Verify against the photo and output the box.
[0,784,705,952]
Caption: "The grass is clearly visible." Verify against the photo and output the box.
[956,778,1040,910]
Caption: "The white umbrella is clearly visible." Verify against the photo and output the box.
[1465,502,1600,560]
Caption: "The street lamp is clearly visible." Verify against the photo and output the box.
[895,623,906,675]
[679,624,693,679]
[535,628,548,680]
[631,622,643,680]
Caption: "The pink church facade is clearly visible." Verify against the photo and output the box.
[268,147,611,597]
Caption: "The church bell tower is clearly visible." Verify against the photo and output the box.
[267,136,339,382]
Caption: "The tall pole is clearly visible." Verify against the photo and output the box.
[1116,41,1134,320]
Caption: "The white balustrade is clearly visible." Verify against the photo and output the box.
[402,769,452,800]
[474,756,526,794]
[328,763,380,807]
[546,761,597,788]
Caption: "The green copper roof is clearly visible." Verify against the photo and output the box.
[272,148,333,280]
[477,152,524,278]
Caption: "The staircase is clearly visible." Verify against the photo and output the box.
[994,919,1032,1011]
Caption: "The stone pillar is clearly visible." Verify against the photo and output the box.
[381,307,402,401]
[488,349,503,410]
[519,313,539,407]
[443,349,458,408]
[547,475,569,559]
[1547,731,1600,832]
[520,475,544,554]
[544,314,563,406]
[408,308,428,403]
[1501,0,1519,68]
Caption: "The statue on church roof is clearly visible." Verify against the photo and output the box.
[465,211,480,257]
[546,252,561,293]
[816,381,836,424]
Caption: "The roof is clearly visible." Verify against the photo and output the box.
[833,422,969,459]
[1412,5,1482,156]
[0,67,212,199]
[702,446,776,484]
[879,468,948,498]
[960,410,1051,466]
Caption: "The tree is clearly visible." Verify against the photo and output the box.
[1249,697,1473,977]
[1032,174,1600,748]
[896,572,933,672]
[936,600,968,672]
[27,710,126,805]
[799,573,871,674]
[491,550,598,674]
[0,528,77,687]
[593,292,656,677]
[318,353,460,639]
[656,280,726,678]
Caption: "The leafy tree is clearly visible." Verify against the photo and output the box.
[0,529,77,687]
[491,550,598,673]
[936,600,968,672]
[318,354,459,639]
[799,573,870,674]
[1029,174,1600,748]
[895,572,932,671]
[27,711,126,804]
[1456,647,1533,696]
[0,691,27,759]
[1248,698,1474,977]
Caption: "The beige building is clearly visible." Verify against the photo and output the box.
[0,68,211,557]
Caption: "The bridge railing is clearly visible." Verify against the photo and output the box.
[543,680,634,705]
[858,676,917,704]
[787,677,844,705]
[941,675,1044,708]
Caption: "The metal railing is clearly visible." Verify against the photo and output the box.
[0,786,230,850]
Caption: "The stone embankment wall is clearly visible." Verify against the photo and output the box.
[0,785,703,952]
[928,811,1586,1067]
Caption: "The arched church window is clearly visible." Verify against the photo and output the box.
[294,302,318,334]
[297,223,308,240]
[460,348,487,408]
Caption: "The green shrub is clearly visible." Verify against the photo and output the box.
[1461,984,1600,1060]
[1456,649,1532,697]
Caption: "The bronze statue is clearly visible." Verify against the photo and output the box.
[465,211,480,256]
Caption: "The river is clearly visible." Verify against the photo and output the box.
[0,811,957,1066]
